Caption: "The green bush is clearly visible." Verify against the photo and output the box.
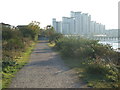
[47,32,120,88]
[2,57,17,69]
[2,28,22,40]
[49,33,63,43]
[85,63,109,75]
[18,26,36,40]
[4,38,24,50]
[55,36,96,58]
[55,36,119,65]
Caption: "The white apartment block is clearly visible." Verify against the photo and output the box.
[71,11,82,34]
[52,18,62,33]
[52,11,106,36]
[90,21,95,35]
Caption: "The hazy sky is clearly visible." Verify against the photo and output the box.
[0,0,119,29]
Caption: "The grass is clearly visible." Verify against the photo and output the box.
[2,42,36,88]
[47,43,55,47]
[48,43,119,88]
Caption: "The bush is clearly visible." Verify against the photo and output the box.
[2,57,17,69]
[18,26,36,40]
[55,36,119,65]
[2,21,40,71]
[49,33,63,43]
[3,38,24,50]
[53,36,119,88]
[55,36,96,58]
[85,63,109,75]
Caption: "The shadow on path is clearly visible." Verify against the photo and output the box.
[10,38,86,88]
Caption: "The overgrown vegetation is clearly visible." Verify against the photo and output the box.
[2,22,119,88]
[43,25,63,43]
[2,21,40,88]
[48,32,120,88]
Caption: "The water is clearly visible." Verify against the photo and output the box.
[99,41,120,52]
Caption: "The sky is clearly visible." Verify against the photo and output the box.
[0,0,119,29]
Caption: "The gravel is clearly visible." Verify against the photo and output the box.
[10,40,86,88]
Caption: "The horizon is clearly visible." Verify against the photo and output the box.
[0,0,119,29]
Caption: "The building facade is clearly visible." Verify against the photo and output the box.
[52,11,106,36]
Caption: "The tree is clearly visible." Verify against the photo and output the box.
[18,21,40,40]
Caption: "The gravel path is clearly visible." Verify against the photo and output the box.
[10,39,86,88]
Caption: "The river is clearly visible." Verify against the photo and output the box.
[99,41,120,52]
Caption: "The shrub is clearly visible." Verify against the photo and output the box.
[85,63,108,75]
[18,26,36,40]
[54,35,119,88]
[2,21,40,71]
[4,38,24,50]
[2,57,17,69]
[55,36,119,66]
[55,36,97,58]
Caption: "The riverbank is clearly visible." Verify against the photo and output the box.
[48,36,119,88]
[49,43,119,88]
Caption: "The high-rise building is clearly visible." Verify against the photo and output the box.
[90,21,95,35]
[52,18,57,31]
[56,21,62,33]
[52,11,106,36]
[62,17,70,34]
[71,11,82,34]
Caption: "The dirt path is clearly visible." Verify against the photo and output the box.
[10,39,86,88]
